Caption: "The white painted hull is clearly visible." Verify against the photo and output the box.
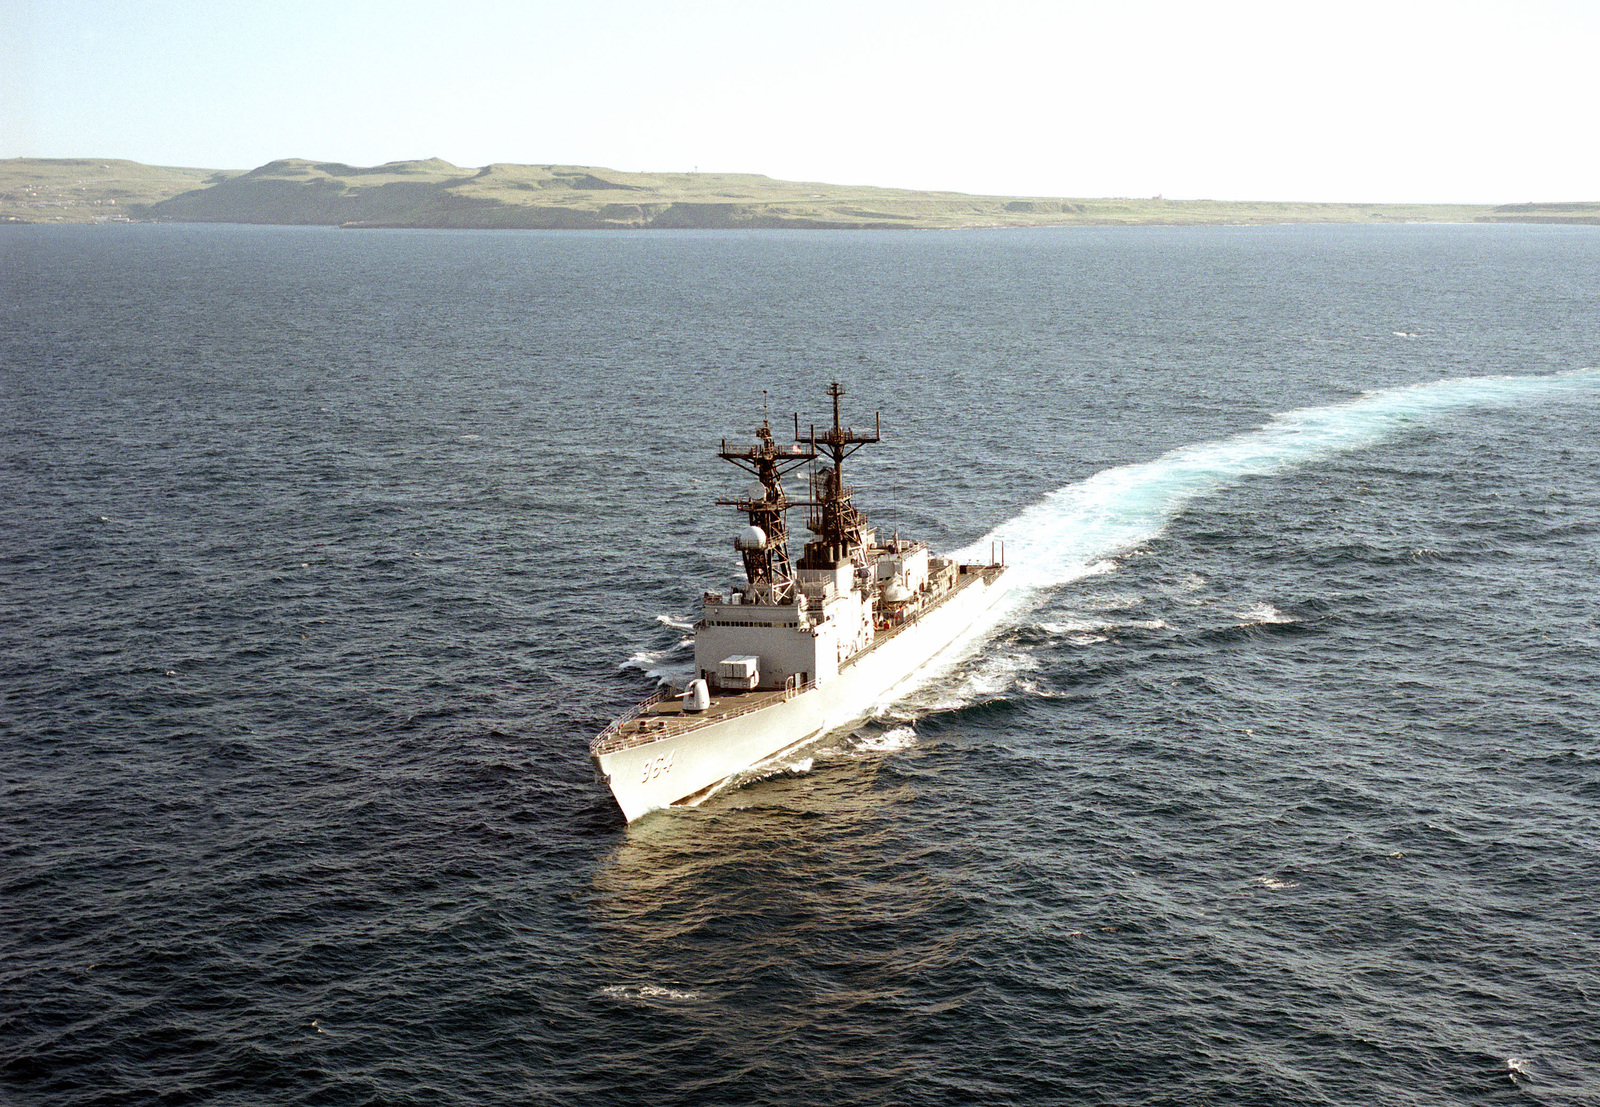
[594,569,1009,821]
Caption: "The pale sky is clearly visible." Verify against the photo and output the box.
[3,0,1596,203]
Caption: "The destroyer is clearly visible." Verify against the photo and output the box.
[591,384,1008,821]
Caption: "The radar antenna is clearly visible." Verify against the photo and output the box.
[717,404,817,603]
[796,382,880,573]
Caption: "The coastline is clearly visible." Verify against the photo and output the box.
[4,156,1596,230]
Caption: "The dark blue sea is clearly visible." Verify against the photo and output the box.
[3,222,1598,1106]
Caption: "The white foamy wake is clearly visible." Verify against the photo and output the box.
[952,369,1600,595]
[812,714,921,759]
[618,615,700,686]
[899,648,1042,714]
[882,370,1600,715]
[620,636,694,686]
[1039,616,1167,636]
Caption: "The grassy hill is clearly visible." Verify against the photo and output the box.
[134,158,1503,229]
[1474,202,1600,225]
[4,156,1597,229]
[0,159,237,224]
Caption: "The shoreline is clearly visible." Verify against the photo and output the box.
[4,156,1596,230]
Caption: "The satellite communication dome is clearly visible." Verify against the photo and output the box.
[884,581,913,604]
[742,525,767,548]
[747,481,768,501]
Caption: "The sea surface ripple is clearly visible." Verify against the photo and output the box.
[2,223,1599,1105]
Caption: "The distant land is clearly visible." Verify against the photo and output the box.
[4,157,1598,230]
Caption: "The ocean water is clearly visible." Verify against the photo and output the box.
[2,222,1598,1105]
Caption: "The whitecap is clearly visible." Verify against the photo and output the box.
[1040,616,1165,637]
[620,639,695,685]
[853,725,917,753]
[599,983,703,1003]
[1073,589,1144,612]
[1039,618,1099,635]
[1235,602,1296,626]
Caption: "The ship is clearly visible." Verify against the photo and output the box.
[590,383,1009,822]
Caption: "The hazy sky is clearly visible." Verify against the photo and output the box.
[3,0,1596,202]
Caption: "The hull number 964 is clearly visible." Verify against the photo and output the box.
[642,749,676,783]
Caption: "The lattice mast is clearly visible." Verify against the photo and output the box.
[717,396,816,603]
[797,382,880,572]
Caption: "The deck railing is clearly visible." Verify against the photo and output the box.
[589,687,671,755]
[590,678,820,757]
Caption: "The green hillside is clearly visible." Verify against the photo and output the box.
[0,159,236,224]
[4,156,1597,229]
[136,158,1499,229]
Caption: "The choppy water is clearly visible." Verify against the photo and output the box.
[3,223,1599,1105]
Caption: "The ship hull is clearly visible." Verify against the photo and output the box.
[594,568,1008,821]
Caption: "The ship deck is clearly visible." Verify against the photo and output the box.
[591,685,800,758]
[590,564,1006,760]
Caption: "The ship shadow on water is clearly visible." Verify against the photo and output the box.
[579,740,974,1096]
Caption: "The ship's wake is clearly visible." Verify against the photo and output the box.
[902,369,1600,713]
[955,369,1599,595]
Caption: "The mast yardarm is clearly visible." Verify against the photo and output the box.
[798,382,880,572]
[717,382,881,599]
[717,404,816,603]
